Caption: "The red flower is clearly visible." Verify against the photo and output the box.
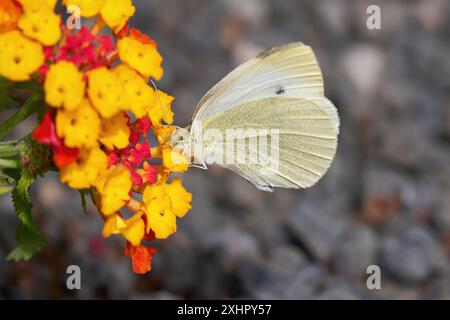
[38,64,49,79]
[97,35,115,58]
[107,151,120,167]
[134,117,151,136]
[123,159,143,186]
[129,118,151,144]
[124,242,157,274]
[115,22,129,38]
[142,161,157,184]
[129,129,140,145]
[32,112,79,168]
[127,141,151,167]
[32,112,59,146]
[44,47,54,61]
[55,27,115,70]
[143,229,156,241]
[53,144,79,168]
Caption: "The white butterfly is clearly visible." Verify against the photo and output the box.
[171,43,339,192]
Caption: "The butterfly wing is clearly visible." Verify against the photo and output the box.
[200,97,339,191]
[191,43,339,191]
[192,42,325,122]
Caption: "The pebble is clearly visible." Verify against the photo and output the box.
[380,223,447,284]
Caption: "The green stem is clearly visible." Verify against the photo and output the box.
[0,93,42,139]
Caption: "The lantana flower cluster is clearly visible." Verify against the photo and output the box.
[0,0,191,274]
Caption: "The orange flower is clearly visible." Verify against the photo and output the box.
[129,28,157,47]
[124,242,156,274]
[0,0,22,34]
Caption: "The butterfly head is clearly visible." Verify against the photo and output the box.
[170,126,192,156]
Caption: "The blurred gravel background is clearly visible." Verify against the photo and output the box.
[1,0,450,299]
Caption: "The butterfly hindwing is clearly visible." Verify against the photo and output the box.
[200,97,338,190]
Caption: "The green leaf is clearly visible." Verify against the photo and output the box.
[0,92,17,111]
[0,185,13,196]
[12,169,38,232]
[0,92,44,139]
[7,168,46,261]
[0,158,20,169]
[79,190,89,215]
[2,168,21,182]
[0,147,20,159]
[6,224,46,261]
[0,76,17,112]
[0,76,13,90]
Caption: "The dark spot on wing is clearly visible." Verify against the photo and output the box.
[276,86,285,95]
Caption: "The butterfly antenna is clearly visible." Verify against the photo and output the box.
[150,79,170,125]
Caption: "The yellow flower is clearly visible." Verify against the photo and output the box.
[18,1,61,46]
[103,213,127,237]
[117,36,163,80]
[114,64,156,118]
[103,212,145,246]
[88,67,125,118]
[63,0,105,18]
[0,30,44,81]
[148,90,174,126]
[122,217,145,246]
[0,0,22,34]
[162,146,189,173]
[154,125,176,145]
[100,0,135,33]
[144,193,176,239]
[165,178,192,217]
[60,147,108,189]
[95,165,132,215]
[56,99,100,149]
[44,61,85,110]
[143,178,191,239]
[99,112,130,150]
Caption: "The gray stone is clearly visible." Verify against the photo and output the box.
[332,223,378,277]
[378,280,422,300]
[317,278,361,300]
[340,45,386,98]
[432,188,450,232]
[380,223,446,284]
[284,264,325,299]
[286,195,347,261]
[203,223,260,262]
[425,273,450,299]
[154,242,198,294]
[237,245,308,298]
